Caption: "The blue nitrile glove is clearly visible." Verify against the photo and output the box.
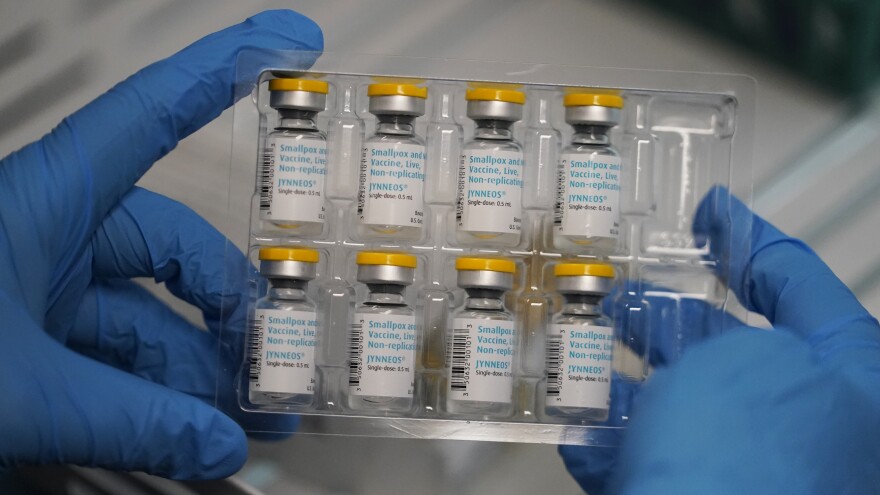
[559,279,743,494]
[0,10,322,480]
[561,186,880,494]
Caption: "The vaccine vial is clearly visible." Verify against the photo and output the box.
[457,88,526,245]
[358,83,428,239]
[446,257,517,418]
[248,247,320,407]
[554,93,623,252]
[348,251,419,413]
[260,79,329,234]
[544,262,615,422]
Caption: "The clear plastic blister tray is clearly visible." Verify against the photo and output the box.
[219,51,755,446]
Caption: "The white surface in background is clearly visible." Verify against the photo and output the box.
[1,1,876,494]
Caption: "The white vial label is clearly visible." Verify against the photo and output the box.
[260,137,327,224]
[457,150,524,234]
[545,325,613,409]
[557,153,621,239]
[448,318,515,404]
[249,309,318,395]
[349,313,417,398]
[358,143,426,228]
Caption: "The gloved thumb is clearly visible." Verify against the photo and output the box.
[1,294,247,479]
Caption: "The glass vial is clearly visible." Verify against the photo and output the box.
[248,247,320,408]
[260,79,329,235]
[554,93,624,252]
[544,262,615,422]
[358,83,428,240]
[446,257,517,418]
[348,251,419,413]
[457,88,526,245]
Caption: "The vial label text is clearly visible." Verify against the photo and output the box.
[249,309,318,395]
[261,137,327,224]
[448,318,515,404]
[349,313,417,398]
[358,143,426,228]
[554,153,620,239]
[545,324,612,409]
[457,150,524,234]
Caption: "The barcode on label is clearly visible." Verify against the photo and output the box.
[260,146,274,212]
[248,316,264,383]
[357,147,368,215]
[546,336,563,396]
[553,164,565,225]
[456,154,466,222]
[349,320,364,386]
[450,326,471,391]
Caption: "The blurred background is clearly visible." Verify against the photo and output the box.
[2,0,880,494]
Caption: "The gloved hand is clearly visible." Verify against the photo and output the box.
[0,10,322,480]
[561,186,880,494]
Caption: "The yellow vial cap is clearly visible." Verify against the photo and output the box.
[258,247,320,263]
[563,93,624,109]
[371,76,426,85]
[268,78,329,94]
[367,83,428,99]
[554,263,616,278]
[356,251,418,268]
[455,257,517,274]
[466,87,526,105]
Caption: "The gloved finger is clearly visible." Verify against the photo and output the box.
[610,326,880,494]
[556,274,746,493]
[67,278,223,400]
[693,186,879,351]
[1,295,247,480]
[66,278,299,436]
[559,443,620,495]
[556,378,636,494]
[0,9,322,276]
[557,286,746,494]
[89,187,250,339]
[605,279,745,367]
